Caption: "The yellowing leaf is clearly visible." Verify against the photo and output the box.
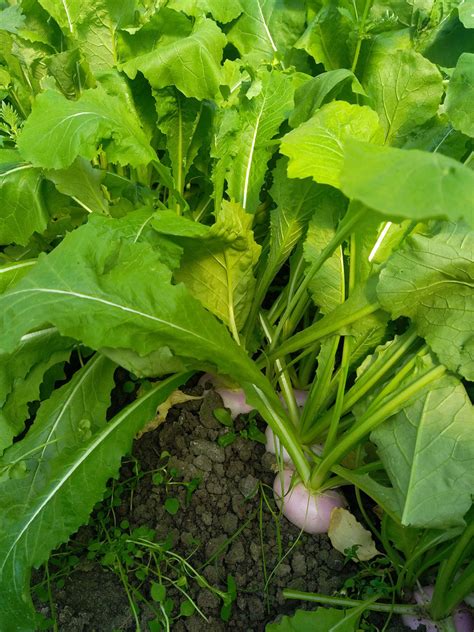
[136,389,201,438]
[328,508,380,561]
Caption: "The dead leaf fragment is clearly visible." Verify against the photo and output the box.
[328,508,380,561]
[136,390,202,438]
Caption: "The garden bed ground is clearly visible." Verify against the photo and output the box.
[34,388,405,631]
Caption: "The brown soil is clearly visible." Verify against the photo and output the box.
[34,389,406,632]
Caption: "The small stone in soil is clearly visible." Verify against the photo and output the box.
[291,552,307,576]
[194,454,212,472]
[226,541,245,565]
[191,439,225,463]
[238,474,259,498]
[205,535,229,559]
[221,513,238,534]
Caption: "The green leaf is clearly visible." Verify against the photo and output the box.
[155,88,212,193]
[303,192,346,315]
[341,141,474,226]
[227,0,306,66]
[266,606,358,631]
[0,363,188,631]
[151,581,166,602]
[100,346,188,378]
[0,5,26,34]
[295,2,353,71]
[0,259,36,294]
[402,114,470,162]
[0,328,75,453]
[168,0,242,23]
[17,87,155,170]
[221,69,295,212]
[156,202,262,333]
[179,599,195,616]
[35,0,135,72]
[43,49,83,99]
[36,0,88,34]
[0,150,48,246]
[377,222,474,380]
[371,372,474,528]
[419,9,474,68]
[459,0,474,28]
[0,216,262,388]
[267,159,327,278]
[445,53,474,137]
[121,16,226,100]
[164,497,180,515]
[281,101,382,188]
[45,158,109,216]
[289,69,365,128]
[363,48,444,145]
[74,1,136,71]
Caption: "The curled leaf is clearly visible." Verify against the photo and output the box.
[328,508,380,561]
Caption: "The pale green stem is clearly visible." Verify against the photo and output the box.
[310,364,446,489]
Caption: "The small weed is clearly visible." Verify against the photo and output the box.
[214,408,266,447]
[32,454,231,631]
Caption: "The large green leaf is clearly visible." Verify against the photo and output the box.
[37,0,136,71]
[363,48,444,145]
[445,52,474,138]
[295,1,353,71]
[0,360,188,631]
[155,88,212,193]
[17,87,155,170]
[74,0,136,71]
[459,0,474,28]
[371,372,474,528]
[0,259,36,294]
[0,150,48,246]
[377,222,474,380]
[281,101,382,188]
[152,203,261,333]
[0,5,26,34]
[36,0,90,34]
[289,69,365,128]
[168,0,242,23]
[0,216,259,385]
[121,16,226,100]
[45,158,109,216]
[267,159,327,278]
[227,0,306,66]
[0,328,75,453]
[0,214,305,471]
[266,606,358,631]
[341,141,474,226]
[303,192,346,315]
[219,69,295,212]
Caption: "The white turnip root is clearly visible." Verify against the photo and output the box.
[265,426,323,465]
[198,373,253,418]
[199,373,309,420]
[273,468,345,534]
[401,586,474,632]
[463,593,474,608]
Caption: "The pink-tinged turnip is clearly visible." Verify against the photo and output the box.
[265,426,323,466]
[198,373,253,418]
[273,468,345,534]
[401,586,474,632]
[199,373,310,421]
[464,593,474,608]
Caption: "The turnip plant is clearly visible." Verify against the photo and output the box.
[0,0,473,630]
